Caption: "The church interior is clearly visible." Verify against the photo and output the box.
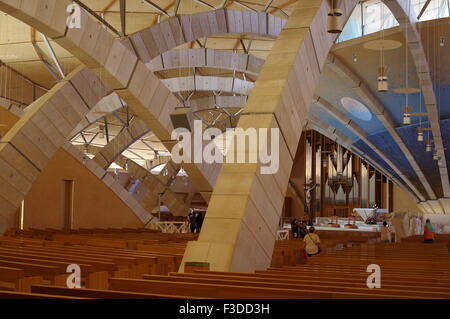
[0,0,449,300]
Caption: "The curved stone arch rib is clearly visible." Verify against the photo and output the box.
[0,85,153,227]
[90,119,191,216]
[148,48,264,77]
[69,93,126,139]
[189,95,247,111]
[130,9,286,63]
[384,0,450,200]
[93,118,150,170]
[0,97,24,118]
[0,1,220,201]
[91,117,181,187]
[181,0,359,272]
[0,66,119,233]
[313,94,425,202]
[326,53,435,201]
[162,76,253,95]
[85,144,188,217]
[65,142,155,223]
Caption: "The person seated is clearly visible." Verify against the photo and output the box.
[304,226,321,256]
[423,219,435,243]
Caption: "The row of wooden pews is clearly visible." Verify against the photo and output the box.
[0,228,198,298]
[2,228,448,299]
[271,229,380,267]
[98,239,450,299]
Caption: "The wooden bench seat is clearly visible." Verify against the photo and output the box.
[139,274,450,298]
[0,260,67,286]
[108,278,434,299]
[0,266,43,292]
[183,270,450,288]
[30,285,202,299]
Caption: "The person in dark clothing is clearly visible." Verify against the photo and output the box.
[299,221,308,239]
[291,219,299,238]
[188,211,196,233]
[194,211,204,232]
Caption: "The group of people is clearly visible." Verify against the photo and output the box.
[380,218,436,243]
[291,219,322,257]
[187,210,204,233]
[290,219,308,239]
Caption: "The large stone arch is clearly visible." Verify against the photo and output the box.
[129,9,285,63]
[0,67,103,232]
[162,76,253,95]
[148,48,264,77]
[180,0,359,272]
[83,145,188,217]
[384,0,450,200]
[0,2,225,204]
[0,88,154,228]
[179,0,450,272]
[0,0,442,272]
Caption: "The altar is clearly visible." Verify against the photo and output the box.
[353,208,388,223]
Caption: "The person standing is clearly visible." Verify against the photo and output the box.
[380,221,391,243]
[299,221,307,239]
[423,219,435,243]
[188,210,196,233]
[291,219,299,238]
[195,211,204,233]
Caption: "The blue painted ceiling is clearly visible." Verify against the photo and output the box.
[308,16,450,201]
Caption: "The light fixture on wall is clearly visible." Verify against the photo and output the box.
[402,106,411,124]
[426,140,432,152]
[440,37,445,47]
[378,66,388,92]
[327,0,343,33]
[377,3,388,92]
[433,150,439,161]
[352,53,358,62]
[417,127,424,142]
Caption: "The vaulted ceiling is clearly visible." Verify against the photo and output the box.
[0,0,448,207]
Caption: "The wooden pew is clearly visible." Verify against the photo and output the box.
[139,274,450,298]
[0,290,83,299]
[30,285,203,299]
[0,267,43,292]
[108,278,434,299]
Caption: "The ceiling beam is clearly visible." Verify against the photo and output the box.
[119,0,126,36]
[172,0,181,16]
[72,0,121,36]
[142,0,170,16]
[262,0,274,12]
[384,0,450,199]
[193,0,216,10]
[233,1,257,12]
[100,0,117,13]
[40,33,65,79]
[417,0,432,20]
